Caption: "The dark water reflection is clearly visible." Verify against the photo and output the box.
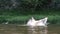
[0,24,60,34]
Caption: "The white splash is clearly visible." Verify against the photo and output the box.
[27,17,48,34]
[27,17,48,27]
[36,17,48,27]
[27,17,36,27]
[5,22,9,24]
[2,22,9,24]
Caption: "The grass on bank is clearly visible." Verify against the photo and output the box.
[0,9,60,24]
[0,15,60,24]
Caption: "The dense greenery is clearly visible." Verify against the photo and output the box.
[0,15,60,24]
[0,0,60,24]
[0,0,54,10]
[0,9,60,24]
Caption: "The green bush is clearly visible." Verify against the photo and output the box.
[0,15,60,24]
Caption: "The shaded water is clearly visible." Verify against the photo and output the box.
[0,24,60,34]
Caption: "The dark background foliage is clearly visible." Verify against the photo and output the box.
[0,0,60,24]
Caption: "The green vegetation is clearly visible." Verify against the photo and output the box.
[0,0,60,24]
[0,10,60,24]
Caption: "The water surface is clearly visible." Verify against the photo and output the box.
[0,24,60,34]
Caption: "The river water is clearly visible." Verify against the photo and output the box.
[0,24,60,34]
